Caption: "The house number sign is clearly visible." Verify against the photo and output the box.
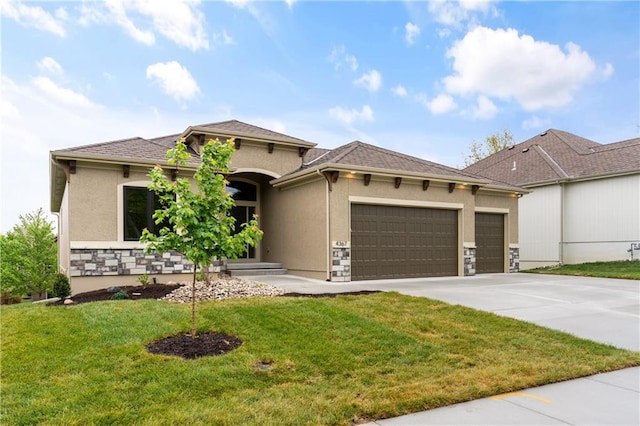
[333,240,350,248]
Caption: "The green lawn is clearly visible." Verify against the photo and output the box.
[2,293,638,425]
[525,260,640,280]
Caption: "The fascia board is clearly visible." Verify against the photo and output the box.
[182,126,317,148]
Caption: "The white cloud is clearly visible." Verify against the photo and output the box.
[37,57,63,75]
[522,115,551,131]
[469,95,497,120]
[77,0,208,50]
[443,26,599,110]
[329,45,359,72]
[601,63,615,79]
[405,22,420,45]
[425,94,457,115]
[354,70,382,92]
[392,85,408,97]
[134,0,209,51]
[146,61,200,101]
[214,29,234,45]
[428,0,497,28]
[0,0,66,36]
[33,76,100,109]
[328,105,374,126]
[284,0,296,9]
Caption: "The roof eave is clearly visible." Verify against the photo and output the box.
[50,151,200,171]
[272,163,497,188]
[522,168,640,188]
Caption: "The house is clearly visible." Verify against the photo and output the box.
[50,120,524,294]
[465,129,640,269]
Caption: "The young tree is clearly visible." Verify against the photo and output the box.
[0,209,57,301]
[141,138,263,338]
[463,129,514,167]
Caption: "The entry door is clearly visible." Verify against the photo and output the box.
[475,213,505,273]
[231,205,256,259]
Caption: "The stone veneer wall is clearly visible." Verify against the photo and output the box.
[69,249,194,277]
[331,241,351,282]
[509,247,520,273]
[464,246,476,276]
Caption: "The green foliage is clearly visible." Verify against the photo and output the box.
[110,290,129,300]
[137,274,150,287]
[141,138,263,336]
[0,209,57,299]
[51,273,71,299]
[2,294,638,424]
[464,129,514,166]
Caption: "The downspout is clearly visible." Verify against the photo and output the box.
[559,182,565,265]
[316,169,331,281]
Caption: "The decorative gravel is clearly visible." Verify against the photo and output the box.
[162,276,287,303]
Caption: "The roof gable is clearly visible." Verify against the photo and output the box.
[465,129,640,186]
[187,119,315,147]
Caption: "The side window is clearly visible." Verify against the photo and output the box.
[123,187,167,241]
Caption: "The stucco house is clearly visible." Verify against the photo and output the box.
[465,129,640,269]
[50,120,524,294]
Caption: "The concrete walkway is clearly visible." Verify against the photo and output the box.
[247,273,640,425]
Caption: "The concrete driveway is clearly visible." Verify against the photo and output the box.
[249,272,640,425]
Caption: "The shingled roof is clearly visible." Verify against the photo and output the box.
[187,119,315,147]
[51,134,202,167]
[304,141,485,181]
[464,129,640,187]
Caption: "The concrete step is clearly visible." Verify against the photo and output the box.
[227,262,283,271]
[230,268,288,276]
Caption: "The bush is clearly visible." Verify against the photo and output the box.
[51,273,71,299]
[137,274,150,287]
[111,290,129,300]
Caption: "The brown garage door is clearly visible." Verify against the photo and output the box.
[475,213,505,273]
[351,204,458,280]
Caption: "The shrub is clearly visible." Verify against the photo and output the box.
[111,290,129,300]
[137,274,150,287]
[51,273,71,299]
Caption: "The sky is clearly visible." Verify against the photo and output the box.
[1,0,639,233]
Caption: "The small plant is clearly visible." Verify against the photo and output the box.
[111,290,129,300]
[51,273,71,299]
[196,269,208,283]
[137,274,150,287]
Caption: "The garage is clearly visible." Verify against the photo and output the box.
[351,204,458,280]
[475,213,505,273]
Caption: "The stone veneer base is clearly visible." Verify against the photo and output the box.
[69,248,195,277]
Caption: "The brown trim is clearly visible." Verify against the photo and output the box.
[423,180,430,191]
[123,164,130,178]
[448,182,456,193]
[268,143,274,154]
[472,184,480,195]
[171,169,178,181]
[234,138,242,150]
[298,147,308,158]
[322,170,339,191]
[364,174,371,186]
[395,177,402,189]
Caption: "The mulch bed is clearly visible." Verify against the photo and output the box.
[146,332,243,359]
[48,284,380,359]
[47,284,181,306]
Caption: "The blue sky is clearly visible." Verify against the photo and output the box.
[1,0,639,232]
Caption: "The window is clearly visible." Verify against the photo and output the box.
[123,187,168,241]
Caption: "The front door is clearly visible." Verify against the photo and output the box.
[227,180,258,260]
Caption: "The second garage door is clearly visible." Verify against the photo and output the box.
[351,204,458,280]
[475,213,505,273]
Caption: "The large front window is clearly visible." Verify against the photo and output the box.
[123,186,167,241]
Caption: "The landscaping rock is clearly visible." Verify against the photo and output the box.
[63,298,75,305]
[106,286,121,293]
[162,277,286,303]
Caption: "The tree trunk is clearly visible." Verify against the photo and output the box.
[191,267,197,339]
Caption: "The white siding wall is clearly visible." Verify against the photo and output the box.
[563,174,640,263]
[519,185,562,269]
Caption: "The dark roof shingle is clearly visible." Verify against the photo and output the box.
[464,129,640,186]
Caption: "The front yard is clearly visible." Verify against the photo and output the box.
[2,292,639,425]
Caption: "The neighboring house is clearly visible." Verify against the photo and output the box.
[50,120,523,294]
[465,129,640,269]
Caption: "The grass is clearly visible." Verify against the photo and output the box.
[525,260,640,280]
[2,293,639,425]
